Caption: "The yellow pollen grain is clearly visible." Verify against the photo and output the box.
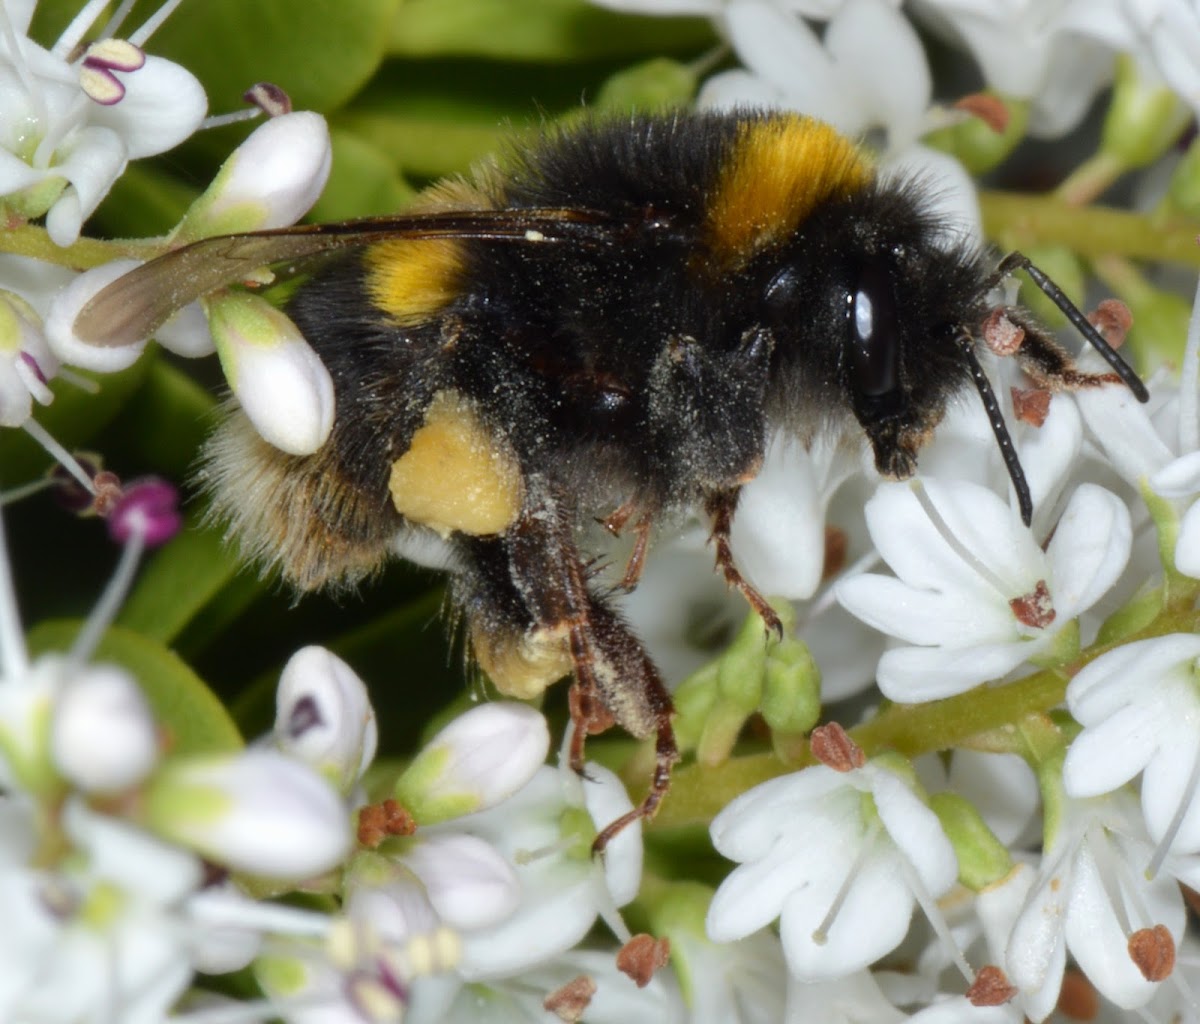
[389,390,523,538]
[706,114,873,266]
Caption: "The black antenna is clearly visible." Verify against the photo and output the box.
[958,336,1033,526]
[990,251,1149,403]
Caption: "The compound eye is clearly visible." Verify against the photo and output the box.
[849,262,899,397]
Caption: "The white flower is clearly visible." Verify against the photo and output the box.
[1064,634,1200,858]
[274,645,378,795]
[672,925,789,1024]
[706,756,959,980]
[984,791,1185,1021]
[426,761,643,979]
[836,478,1132,701]
[0,799,202,1024]
[0,0,206,245]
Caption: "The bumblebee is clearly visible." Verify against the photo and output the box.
[76,110,1147,849]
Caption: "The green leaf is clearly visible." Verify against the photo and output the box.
[94,358,217,481]
[27,621,243,755]
[91,162,200,239]
[150,0,401,115]
[311,128,417,221]
[389,0,714,63]
[117,515,244,644]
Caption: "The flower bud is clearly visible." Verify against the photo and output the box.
[206,290,335,455]
[394,703,549,823]
[144,749,352,879]
[760,639,820,735]
[175,111,332,241]
[275,646,378,793]
[52,663,159,792]
[1101,55,1190,171]
[930,791,1012,890]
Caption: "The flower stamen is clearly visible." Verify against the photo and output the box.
[812,817,880,945]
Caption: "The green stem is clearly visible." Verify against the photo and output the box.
[649,605,1200,831]
[1053,151,1127,207]
[979,190,1200,267]
[0,225,157,270]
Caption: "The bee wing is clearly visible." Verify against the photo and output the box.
[74,208,617,348]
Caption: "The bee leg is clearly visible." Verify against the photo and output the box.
[507,494,678,850]
[704,488,783,639]
[599,502,654,591]
[1002,310,1126,391]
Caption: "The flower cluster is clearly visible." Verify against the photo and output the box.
[7,0,1200,1021]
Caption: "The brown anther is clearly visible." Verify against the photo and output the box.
[543,975,597,1022]
[1009,579,1055,629]
[243,81,292,117]
[616,933,671,988]
[1087,299,1133,349]
[966,964,1018,1006]
[822,525,848,580]
[1011,387,1052,427]
[809,722,865,772]
[954,92,1010,134]
[356,799,416,848]
[1056,968,1100,1020]
[91,471,124,517]
[982,308,1026,356]
[1128,923,1175,982]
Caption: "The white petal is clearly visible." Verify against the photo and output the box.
[43,259,147,369]
[778,844,915,980]
[722,0,850,123]
[148,750,351,879]
[729,435,825,600]
[183,112,331,237]
[581,761,642,905]
[876,640,1034,702]
[1075,382,1174,484]
[275,645,377,791]
[835,573,1010,647]
[403,832,520,929]
[1045,484,1131,620]
[1150,450,1200,497]
[707,838,808,942]
[457,875,599,980]
[864,479,1042,596]
[1142,730,1200,851]
[710,766,848,861]
[208,292,334,455]
[45,126,127,246]
[91,55,207,158]
[403,702,550,816]
[698,68,786,110]
[153,301,213,357]
[825,0,931,147]
[1062,704,1160,798]
[870,768,958,894]
[1064,841,1176,1009]
[1067,635,1200,723]
[1175,500,1200,577]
